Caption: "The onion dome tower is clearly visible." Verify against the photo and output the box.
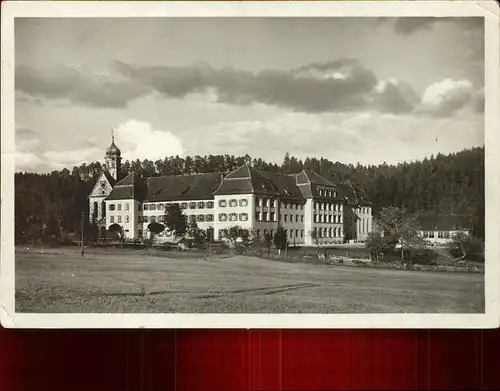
[104,128,122,181]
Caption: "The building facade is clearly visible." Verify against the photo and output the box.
[89,136,373,245]
[417,215,472,246]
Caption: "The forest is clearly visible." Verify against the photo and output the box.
[14,146,485,243]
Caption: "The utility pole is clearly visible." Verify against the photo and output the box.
[81,212,85,256]
[120,226,124,252]
[209,231,212,258]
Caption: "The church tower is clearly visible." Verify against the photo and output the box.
[104,129,121,181]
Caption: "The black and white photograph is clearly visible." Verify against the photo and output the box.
[1,1,499,328]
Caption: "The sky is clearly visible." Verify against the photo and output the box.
[15,17,485,173]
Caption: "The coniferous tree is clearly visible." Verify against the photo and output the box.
[13,147,485,245]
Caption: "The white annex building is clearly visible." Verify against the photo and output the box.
[417,215,472,246]
[89,134,373,246]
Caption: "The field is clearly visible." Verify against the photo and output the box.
[15,247,484,313]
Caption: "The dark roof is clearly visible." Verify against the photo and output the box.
[214,165,253,195]
[260,172,305,201]
[248,166,280,196]
[295,171,310,186]
[213,177,254,195]
[102,171,116,186]
[417,215,472,231]
[335,181,372,206]
[214,164,279,197]
[293,170,345,202]
[101,164,372,206]
[145,172,222,202]
[296,183,313,198]
[106,172,146,201]
[303,170,334,187]
[224,164,251,179]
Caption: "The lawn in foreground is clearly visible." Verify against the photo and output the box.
[15,247,484,313]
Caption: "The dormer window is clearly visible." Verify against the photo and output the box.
[100,181,106,188]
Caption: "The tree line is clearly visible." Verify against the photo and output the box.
[14,146,485,244]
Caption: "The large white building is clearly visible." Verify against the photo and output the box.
[89,135,373,246]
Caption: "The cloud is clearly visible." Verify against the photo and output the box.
[294,58,360,79]
[43,147,101,166]
[16,125,38,139]
[16,151,51,173]
[16,59,480,118]
[16,146,104,173]
[394,18,435,35]
[417,79,474,117]
[16,59,382,113]
[115,119,185,161]
[15,125,40,159]
[15,123,105,172]
[472,88,485,113]
[16,59,384,113]
[184,111,483,166]
[16,93,44,105]
[372,79,420,114]
[15,65,147,108]
[114,60,379,113]
[392,17,483,35]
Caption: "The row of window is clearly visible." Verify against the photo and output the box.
[140,214,216,224]
[314,227,343,238]
[219,199,249,208]
[422,231,451,239]
[141,199,252,210]
[139,213,251,224]
[218,213,249,222]
[314,214,342,224]
[283,214,305,223]
[107,199,352,213]
[109,215,130,224]
[358,218,370,234]
[357,207,370,214]
[91,201,106,218]
[108,203,130,211]
[316,186,337,198]
[136,212,342,224]
[314,202,342,211]
[256,198,276,208]
[255,198,305,210]
[255,211,276,222]
[143,201,215,211]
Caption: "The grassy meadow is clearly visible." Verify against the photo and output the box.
[15,246,484,313]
